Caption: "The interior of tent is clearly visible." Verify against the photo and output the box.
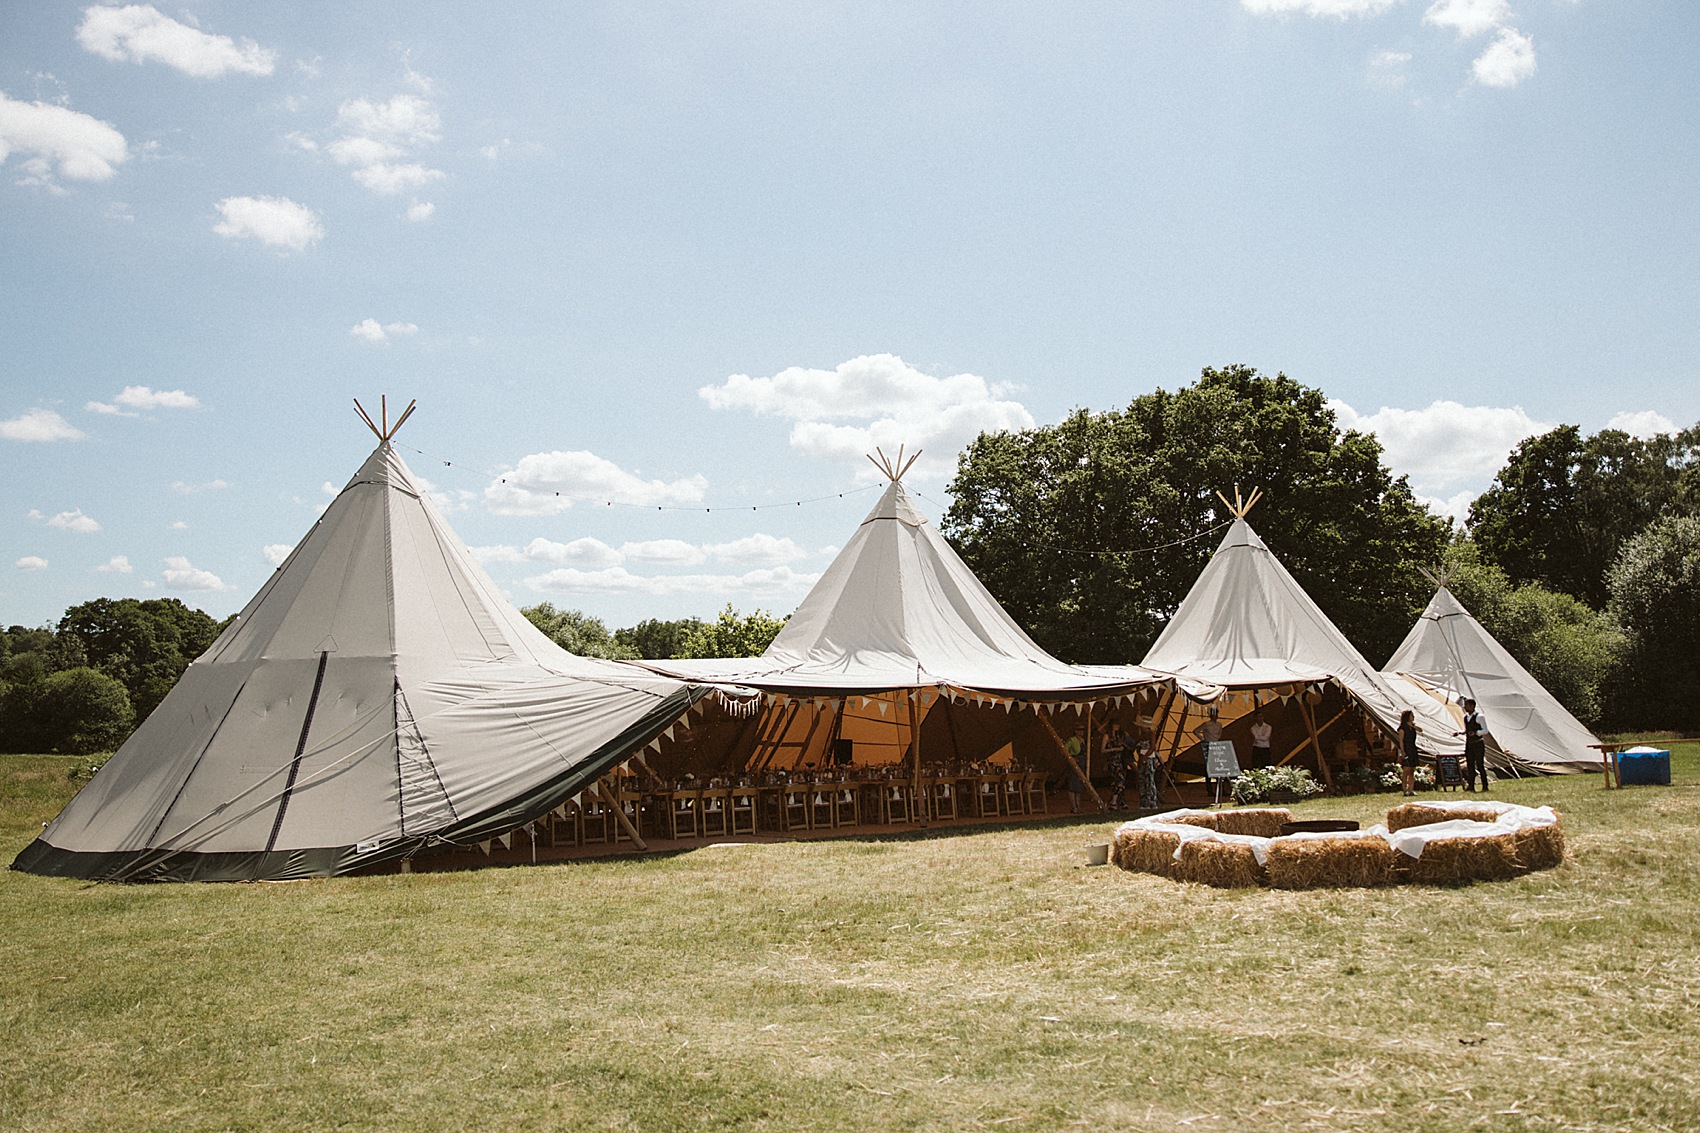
[1137,681,1400,790]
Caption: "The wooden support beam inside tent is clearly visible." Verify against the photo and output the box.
[1298,696,1335,788]
[1275,706,1346,768]
[1037,710,1104,812]
[1161,695,1192,806]
[594,779,646,851]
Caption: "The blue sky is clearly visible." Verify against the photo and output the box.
[3,1,1696,631]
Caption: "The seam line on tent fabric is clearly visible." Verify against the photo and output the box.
[398,443,881,513]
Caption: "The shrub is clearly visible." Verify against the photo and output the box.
[1230,766,1323,805]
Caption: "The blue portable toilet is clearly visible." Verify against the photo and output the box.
[1618,746,1672,786]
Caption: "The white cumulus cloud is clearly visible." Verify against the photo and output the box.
[32,507,102,533]
[169,478,228,494]
[523,564,820,599]
[620,539,708,567]
[322,92,444,199]
[1368,50,1413,90]
[96,555,133,573]
[76,4,276,78]
[87,385,200,414]
[0,91,128,191]
[1241,0,1400,17]
[262,544,292,567]
[1331,397,1550,516]
[161,555,229,591]
[1,408,86,442]
[15,555,48,571]
[1472,26,1536,87]
[471,537,625,569]
[1606,410,1679,439]
[701,354,1034,481]
[349,318,420,344]
[1424,0,1513,38]
[485,451,708,516]
[405,201,435,223]
[213,195,323,251]
[703,533,809,565]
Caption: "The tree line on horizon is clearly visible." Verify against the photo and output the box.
[4,364,1696,753]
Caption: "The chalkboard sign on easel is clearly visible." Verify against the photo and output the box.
[1436,754,1464,791]
[1205,741,1240,805]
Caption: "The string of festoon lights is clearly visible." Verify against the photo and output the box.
[398,442,883,514]
[395,440,1232,556]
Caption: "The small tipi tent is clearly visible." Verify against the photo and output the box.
[13,406,697,882]
[1383,584,1600,773]
[1140,503,1460,768]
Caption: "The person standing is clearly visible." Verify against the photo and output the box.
[1248,709,1274,766]
[1461,698,1490,792]
[1104,722,1129,811]
[1064,725,1087,814]
[1138,741,1162,811]
[1396,708,1421,797]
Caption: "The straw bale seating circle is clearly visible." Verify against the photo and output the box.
[1112,800,1564,889]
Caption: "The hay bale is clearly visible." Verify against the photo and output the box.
[1511,819,1566,872]
[1212,808,1293,838]
[1265,836,1398,889]
[1385,802,1505,831]
[1175,839,1264,888]
[1112,827,1182,878]
[1165,813,1220,830]
[1403,832,1522,885]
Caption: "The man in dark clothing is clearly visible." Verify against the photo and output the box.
[1461,698,1490,792]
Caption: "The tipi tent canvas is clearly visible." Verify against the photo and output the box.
[12,429,697,882]
[1383,585,1600,773]
[637,468,1167,785]
[1139,514,1461,777]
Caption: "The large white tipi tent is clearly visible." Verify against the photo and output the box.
[13,411,697,882]
[1140,509,1461,760]
[1383,585,1600,773]
[646,458,1164,699]
[636,453,1167,787]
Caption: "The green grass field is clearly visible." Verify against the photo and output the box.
[4,746,1698,1132]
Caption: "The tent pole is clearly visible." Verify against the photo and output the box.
[1298,696,1335,789]
[1159,696,1193,806]
[909,690,925,826]
[940,689,963,764]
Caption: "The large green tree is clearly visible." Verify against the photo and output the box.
[1606,515,1700,731]
[614,617,707,660]
[520,603,637,660]
[942,365,1450,664]
[1467,423,1699,608]
[57,598,227,723]
[675,605,786,659]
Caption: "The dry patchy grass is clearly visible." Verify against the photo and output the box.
[3,748,1699,1132]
